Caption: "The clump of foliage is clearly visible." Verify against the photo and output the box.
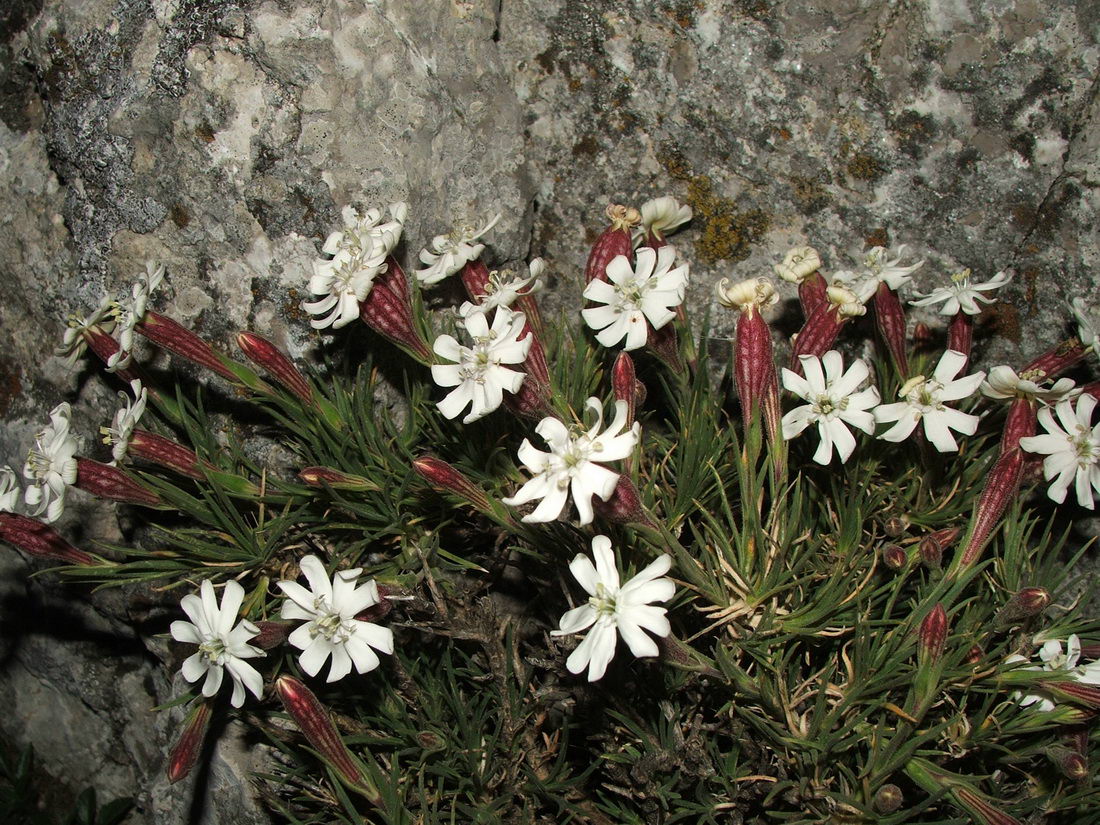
[2,200,1099,824]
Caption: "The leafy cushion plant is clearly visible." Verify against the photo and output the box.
[2,199,1099,824]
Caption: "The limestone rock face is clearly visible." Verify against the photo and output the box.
[0,0,1097,822]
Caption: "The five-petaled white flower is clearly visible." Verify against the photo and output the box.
[581,245,688,351]
[0,466,20,513]
[980,366,1077,405]
[774,246,822,284]
[416,214,501,285]
[278,555,394,683]
[101,379,147,464]
[834,245,923,303]
[431,307,532,423]
[553,535,674,682]
[1008,635,1100,712]
[1019,395,1100,508]
[108,262,165,372]
[910,269,1011,316]
[873,350,985,452]
[170,579,265,707]
[633,196,692,245]
[470,259,546,315]
[503,397,640,525]
[304,203,407,330]
[23,402,80,523]
[56,296,115,365]
[1071,297,1100,353]
[781,351,880,464]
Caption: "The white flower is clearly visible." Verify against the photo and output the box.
[23,402,80,523]
[304,203,406,330]
[774,246,822,284]
[1019,395,1100,508]
[278,555,394,683]
[633,196,692,244]
[1072,297,1100,351]
[1010,635,1100,712]
[552,535,674,682]
[833,245,923,303]
[825,283,867,318]
[470,259,546,315]
[781,351,880,464]
[714,276,778,314]
[101,380,147,464]
[980,366,1077,405]
[170,579,265,707]
[107,261,165,372]
[431,307,532,423]
[503,397,640,525]
[55,296,115,365]
[910,269,1011,316]
[582,246,688,351]
[0,466,21,513]
[416,214,501,285]
[873,350,985,452]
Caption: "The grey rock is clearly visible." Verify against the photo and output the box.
[0,0,1098,822]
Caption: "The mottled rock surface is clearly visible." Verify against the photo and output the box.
[0,0,1097,821]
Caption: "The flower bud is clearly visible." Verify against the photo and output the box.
[275,675,382,805]
[130,430,207,480]
[956,447,1026,570]
[237,333,313,403]
[252,620,292,650]
[883,515,907,537]
[1044,679,1100,708]
[167,699,213,784]
[995,587,1050,626]
[138,312,242,383]
[919,534,942,569]
[789,288,861,366]
[1046,745,1089,781]
[872,281,909,375]
[585,204,640,284]
[882,544,908,571]
[298,466,378,492]
[412,456,493,514]
[0,514,95,565]
[76,457,161,506]
[913,321,934,347]
[872,784,903,814]
[953,786,1023,825]
[593,476,651,526]
[918,604,948,667]
[612,352,639,423]
[965,644,984,665]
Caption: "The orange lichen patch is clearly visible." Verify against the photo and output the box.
[981,302,1021,344]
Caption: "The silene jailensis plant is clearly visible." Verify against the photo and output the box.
[4,194,1100,824]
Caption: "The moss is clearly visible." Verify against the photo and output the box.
[658,142,770,264]
[864,228,890,249]
[891,110,937,159]
[789,174,829,216]
[846,152,887,182]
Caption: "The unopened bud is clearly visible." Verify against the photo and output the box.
[593,477,651,526]
[252,620,292,650]
[882,544,908,571]
[996,587,1050,626]
[0,514,95,565]
[275,676,382,805]
[237,333,313,402]
[359,283,433,363]
[953,786,1023,825]
[883,515,907,537]
[298,466,378,492]
[76,457,161,506]
[913,321,933,347]
[1046,745,1089,781]
[873,784,903,814]
[412,457,493,514]
[167,700,213,784]
[1045,680,1100,709]
[919,534,942,569]
[918,604,948,667]
[612,352,639,422]
[966,644,984,665]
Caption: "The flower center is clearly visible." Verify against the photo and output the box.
[198,637,228,664]
[1071,428,1099,467]
[812,393,847,418]
[310,600,355,644]
[588,582,617,616]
